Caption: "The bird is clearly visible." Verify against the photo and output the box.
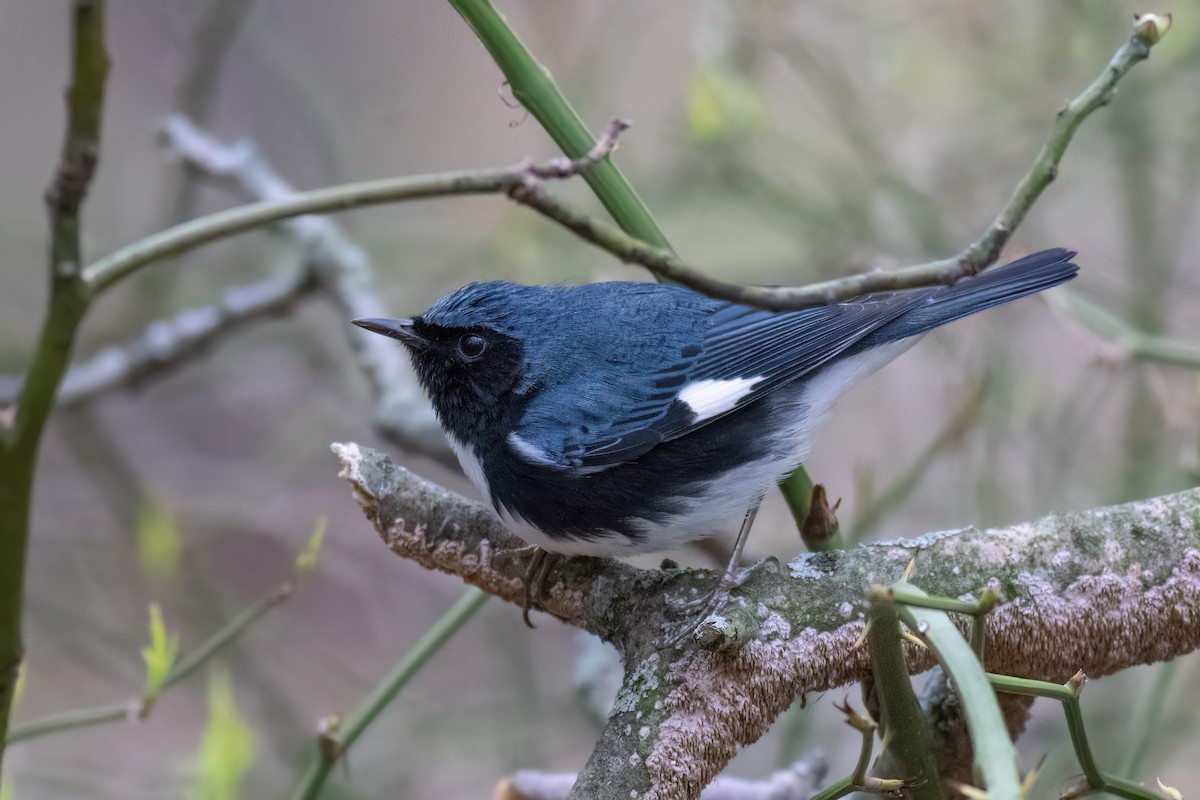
[353,248,1078,630]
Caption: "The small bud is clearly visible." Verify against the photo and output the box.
[1157,778,1183,800]
[1059,775,1091,800]
[977,586,1000,612]
[834,697,877,734]
[693,614,749,652]
[318,714,343,762]
[864,777,910,794]
[1133,13,1172,45]
[1067,669,1088,696]
[800,484,841,548]
[944,780,990,800]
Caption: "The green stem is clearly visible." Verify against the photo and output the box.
[865,597,941,800]
[290,587,490,800]
[809,776,852,800]
[779,466,814,522]
[0,255,91,785]
[986,673,1164,800]
[0,6,108,777]
[1058,289,1200,369]
[5,578,296,745]
[899,590,1020,799]
[446,0,670,251]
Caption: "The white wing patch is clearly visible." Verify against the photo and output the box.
[507,432,561,467]
[677,376,764,421]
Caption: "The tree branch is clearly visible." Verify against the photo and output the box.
[159,115,458,466]
[496,756,827,800]
[68,12,1167,322]
[0,271,318,410]
[333,442,1200,800]
[0,0,109,779]
[1055,289,1200,370]
[447,0,672,251]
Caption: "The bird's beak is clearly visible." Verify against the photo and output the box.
[351,317,426,349]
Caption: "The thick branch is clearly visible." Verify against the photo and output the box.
[334,443,1200,800]
[497,756,826,800]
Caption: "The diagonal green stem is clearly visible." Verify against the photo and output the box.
[290,587,490,800]
[987,673,1166,800]
[447,0,671,251]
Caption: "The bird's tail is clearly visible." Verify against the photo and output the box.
[877,248,1079,340]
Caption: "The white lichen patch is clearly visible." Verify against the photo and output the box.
[787,557,826,580]
[759,611,792,640]
[612,655,663,714]
[838,602,854,618]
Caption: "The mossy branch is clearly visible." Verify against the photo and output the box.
[333,442,1200,800]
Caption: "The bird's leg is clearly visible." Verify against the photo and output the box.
[668,499,765,646]
[521,547,557,628]
[684,499,762,608]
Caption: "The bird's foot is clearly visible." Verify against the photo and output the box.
[665,557,778,648]
[521,547,558,628]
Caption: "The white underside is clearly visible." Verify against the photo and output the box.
[450,340,916,556]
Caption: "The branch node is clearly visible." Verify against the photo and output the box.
[693,606,759,652]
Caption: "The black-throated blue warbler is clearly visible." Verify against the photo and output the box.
[353,248,1077,625]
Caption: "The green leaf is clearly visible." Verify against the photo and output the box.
[191,668,256,800]
[293,517,327,579]
[686,64,766,144]
[137,499,183,580]
[141,602,179,707]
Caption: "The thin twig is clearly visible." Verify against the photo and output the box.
[1053,289,1200,369]
[5,565,305,746]
[289,587,490,800]
[160,115,458,466]
[75,18,1163,321]
[0,272,317,409]
[80,118,629,295]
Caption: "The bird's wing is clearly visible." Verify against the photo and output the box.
[513,291,921,470]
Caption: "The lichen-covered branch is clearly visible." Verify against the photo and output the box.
[334,442,1200,800]
[496,756,827,800]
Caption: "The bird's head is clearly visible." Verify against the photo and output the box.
[352,281,537,443]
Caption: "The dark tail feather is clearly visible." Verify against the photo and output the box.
[878,248,1079,340]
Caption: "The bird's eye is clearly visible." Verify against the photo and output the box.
[457,333,487,361]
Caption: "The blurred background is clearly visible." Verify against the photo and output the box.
[2,0,1198,797]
